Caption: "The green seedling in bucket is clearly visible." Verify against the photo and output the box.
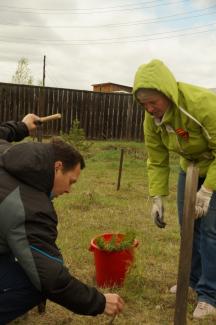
[89,232,139,287]
[95,231,136,252]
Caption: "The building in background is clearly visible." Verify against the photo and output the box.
[92,83,216,94]
[92,82,132,93]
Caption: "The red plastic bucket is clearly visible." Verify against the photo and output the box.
[89,233,139,288]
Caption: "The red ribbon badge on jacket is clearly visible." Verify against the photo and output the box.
[175,128,189,141]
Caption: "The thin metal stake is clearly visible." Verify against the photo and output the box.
[35,120,43,143]
[117,148,124,191]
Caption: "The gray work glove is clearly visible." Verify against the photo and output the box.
[151,196,166,228]
[195,185,213,219]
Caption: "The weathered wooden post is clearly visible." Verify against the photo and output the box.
[174,164,199,325]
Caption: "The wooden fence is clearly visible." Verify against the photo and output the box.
[0,82,144,141]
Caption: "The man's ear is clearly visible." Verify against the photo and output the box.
[54,161,63,171]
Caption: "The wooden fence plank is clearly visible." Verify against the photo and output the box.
[0,83,144,141]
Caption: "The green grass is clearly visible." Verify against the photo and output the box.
[10,140,216,325]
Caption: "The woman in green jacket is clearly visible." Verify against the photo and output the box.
[133,59,216,320]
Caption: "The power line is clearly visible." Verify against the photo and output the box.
[0,22,215,45]
[64,27,216,45]
[0,21,215,43]
[0,0,183,11]
[0,27,214,46]
[0,0,188,14]
[0,5,215,29]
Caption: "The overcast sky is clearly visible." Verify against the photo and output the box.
[0,0,216,91]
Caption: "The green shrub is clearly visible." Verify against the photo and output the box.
[61,119,92,152]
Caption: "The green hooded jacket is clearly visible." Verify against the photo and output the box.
[133,59,216,196]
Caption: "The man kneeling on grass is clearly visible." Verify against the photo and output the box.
[0,139,124,324]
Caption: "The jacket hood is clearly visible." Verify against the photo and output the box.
[133,59,179,106]
[2,142,55,195]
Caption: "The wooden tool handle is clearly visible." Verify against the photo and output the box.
[174,163,199,325]
[39,113,61,123]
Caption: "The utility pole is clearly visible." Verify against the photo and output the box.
[42,55,46,86]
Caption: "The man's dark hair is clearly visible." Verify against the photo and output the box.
[52,139,85,171]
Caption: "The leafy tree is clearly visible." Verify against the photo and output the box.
[12,57,34,85]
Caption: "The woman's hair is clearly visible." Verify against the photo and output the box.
[135,88,161,99]
[52,139,85,171]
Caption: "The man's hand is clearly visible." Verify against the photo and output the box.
[195,185,212,218]
[104,293,124,316]
[22,113,40,132]
[151,196,166,228]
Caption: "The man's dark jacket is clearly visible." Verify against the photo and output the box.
[0,121,29,142]
[0,141,105,315]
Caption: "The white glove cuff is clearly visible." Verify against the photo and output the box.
[201,185,213,194]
